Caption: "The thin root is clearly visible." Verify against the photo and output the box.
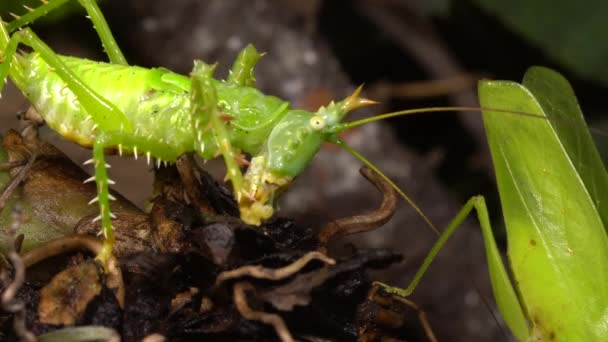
[0,207,36,342]
[21,234,125,307]
[233,282,294,342]
[216,251,335,286]
[318,166,397,246]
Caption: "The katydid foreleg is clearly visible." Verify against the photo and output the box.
[190,60,248,211]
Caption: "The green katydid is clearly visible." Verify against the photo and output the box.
[0,0,379,264]
[0,0,509,265]
[0,1,606,340]
[375,67,608,340]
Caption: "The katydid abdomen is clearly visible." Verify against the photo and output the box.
[20,54,291,163]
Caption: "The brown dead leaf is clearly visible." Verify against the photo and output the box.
[38,260,102,325]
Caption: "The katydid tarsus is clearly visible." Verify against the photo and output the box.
[1,2,603,340]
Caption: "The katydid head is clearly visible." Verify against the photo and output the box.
[237,87,377,225]
[312,85,378,128]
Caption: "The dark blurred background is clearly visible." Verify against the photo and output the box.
[2,0,607,340]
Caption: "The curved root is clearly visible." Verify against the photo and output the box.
[216,251,334,286]
[318,166,397,246]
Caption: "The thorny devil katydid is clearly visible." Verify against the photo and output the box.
[0,0,505,266]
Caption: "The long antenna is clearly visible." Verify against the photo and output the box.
[334,106,548,133]
[333,138,440,236]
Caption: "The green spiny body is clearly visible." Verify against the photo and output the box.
[21,53,293,165]
[0,0,373,263]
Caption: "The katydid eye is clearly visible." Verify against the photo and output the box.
[310,115,325,130]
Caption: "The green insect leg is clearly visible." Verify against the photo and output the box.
[0,28,132,132]
[190,61,245,203]
[227,44,264,86]
[6,0,127,65]
[90,134,115,266]
[375,195,528,338]
[0,28,135,266]
[378,196,494,293]
[0,26,23,94]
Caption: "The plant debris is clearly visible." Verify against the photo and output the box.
[0,128,433,341]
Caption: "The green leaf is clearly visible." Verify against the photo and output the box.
[479,68,608,340]
[522,66,608,233]
[471,196,529,341]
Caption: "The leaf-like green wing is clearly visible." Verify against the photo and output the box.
[479,67,608,340]
[523,66,608,233]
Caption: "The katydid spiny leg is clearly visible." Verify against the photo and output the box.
[191,61,246,203]
[189,44,265,138]
[188,45,263,165]
[0,28,132,132]
[0,25,133,265]
[90,134,115,266]
[227,44,264,87]
[6,0,127,65]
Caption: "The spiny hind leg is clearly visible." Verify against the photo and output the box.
[86,128,179,263]
[0,28,134,266]
[190,61,248,213]
[6,0,126,64]
[227,44,264,86]
[90,134,115,266]
[0,28,132,132]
